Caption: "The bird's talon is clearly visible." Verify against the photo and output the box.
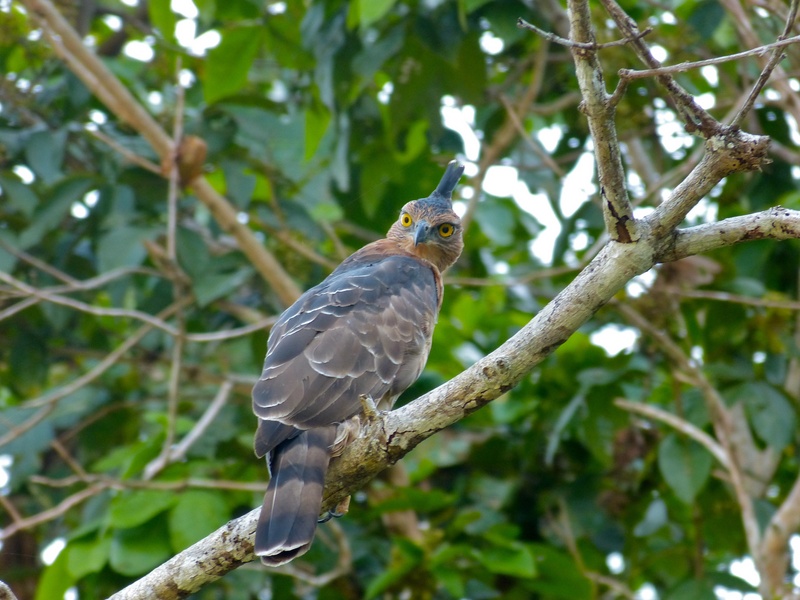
[317,510,344,523]
[359,393,380,421]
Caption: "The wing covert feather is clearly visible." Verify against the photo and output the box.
[253,255,439,428]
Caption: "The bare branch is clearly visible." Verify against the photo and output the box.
[618,34,800,82]
[517,17,653,50]
[144,381,234,479]
[615,399,729,468]
[719,0,800,130]
[5,298,190,416]
[0,483,107,541]
[761,474,800,593]
[87,128,162,174]
[0,581,20,600]
[0,269,274,341]
[29,474,264,493]
[616,304,763,572]
[731,0,800,126]
[271,520,352,587]
[146,63,190,481]
[645,129,770,239]
[462,53,548,232]
[665,287,800,311]
[0,238,78,285]
[567,0,638,243]
[659,206,800,262]
[600,0,722,136]
[0,270,185,336]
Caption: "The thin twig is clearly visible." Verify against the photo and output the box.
[0,270,186,336]
[618,34,800,81]
[517,17,653,49]
[667,287,800,311]
[731,0,800,126]
[616,303,762,568]
[719,0,800,133]
[87,128,162,174]
[51,439,90,479]
[28,474,264,492]
[499,94,566,177]
[6,298,190,414]
[601,0,722,136]
[184,317,277,342]
[0,483,108,541]
[0,297,40,322]
[144,381,234,479]
[273,520,352,586]
[261,225,339,270]
[462,53,548,232]
[0,493,24,523]
[0,238,79,284]
[615,399,729,468]
[149,61,188,480]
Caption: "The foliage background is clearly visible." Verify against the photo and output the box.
[1,0,800,598]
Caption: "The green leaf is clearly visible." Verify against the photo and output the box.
[66,534,111,579]
[526,544,592,599]
[18,176,93,248]
[730,382,797,449]
[634,497,668,537]
[192,267,254,307]
[0,174,38,217]
[475,197,515,246]
[35,546,74,600]
[168,490,229,551]
[658,433,713,504]
[205,27,263,104]
[393,120,428,164]
[665,578,717,600]
[358,0,396,27]
[97,226,153,273]
[474,542,537,578]
[365,538,424,599]
[176,226,211,278]
[545,392,585,466]
[24,129,67,185]
[91,439,161,479]
[305,102,331,160]
[109,521,173,576]
[148,0,176,42]
[108,489,177,529]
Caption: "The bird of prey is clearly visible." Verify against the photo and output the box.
[252,161,465,566]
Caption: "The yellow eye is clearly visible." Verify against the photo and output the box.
[400,213,413,227]
[438,223,455,238]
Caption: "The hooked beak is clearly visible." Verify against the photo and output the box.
[413,221,431,246]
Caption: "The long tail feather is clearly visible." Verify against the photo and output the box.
[255,426,336,566]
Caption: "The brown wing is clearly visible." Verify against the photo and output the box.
[252,253,439,451]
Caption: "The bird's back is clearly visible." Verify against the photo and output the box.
[253,244,441,445]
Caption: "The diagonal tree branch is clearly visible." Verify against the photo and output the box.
[109,167,792,596]
[658,206,800,262]
[22,0,302,307]
[645,129,770,239]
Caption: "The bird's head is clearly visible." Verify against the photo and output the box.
[387,161,465,272]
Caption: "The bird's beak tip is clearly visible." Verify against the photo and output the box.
[413,222,430,246]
